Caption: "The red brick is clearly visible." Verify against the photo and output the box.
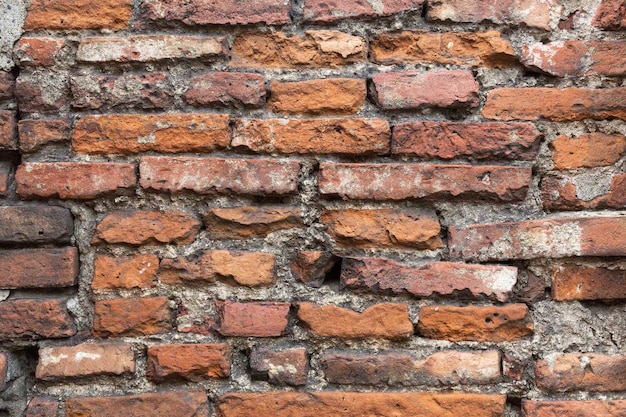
[0,162,10,196]
[93,210,200,245]
[93,297,173,337]
[0,299,75,340]
[160,250,276,287]
[140,157,300,196]
[66,391,208,417]
[231,31,366,69]
[250,348,307,386]
[147,344,231,382]
[16,162,136,199]
[24,0,132,30]
[77,35,226,63]
[218,392,506,417]
[232,119,389,155]
[291,251,338,287]
[204,206,303,239]
[0,248,78,289]
[0,353,6,391]
[322,208,443,250]
[13,38,68,67]
[25,397,59,417]
[483,87,626,121]
[541,172,626,210]
[297,302,413,340]
[522,399,626,417]
[418,304,533,342]
[550,133,626,169]
[392,121,540,160]
[185,72,265,108]
[92,254,159,290]
[73,113,230,154]
[535,353,626,392]
[18,119,71,152]
[36,343,135,380]
[304,0,423,21]
[0,205,73,244]
[341,257,517,301]
[0,110,17,150]
[373,70,479,110]
[552,263,626,301]
[593,0,626,30]
[217,301,290,337]
[15,73,69,114]
[449,216,626,261]
[320,163,531,201]
[0,72,14,100]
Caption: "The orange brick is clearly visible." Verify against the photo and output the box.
[268,79,366,115]
[24,0,132,30]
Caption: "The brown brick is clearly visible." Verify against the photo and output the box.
[36,343,135,380]
[449,216,626,261]
[24,0,132,30]
[418,304,533,342]
[371,30,515,67]
[15,72,70,114]
[320,163,531,201]
[322,208,443,250]
[93,297,172,337]
[268,79,366,115]
[77,35,225,63]
[231,31,366,69]
[250,348,307,386]
[73,113,230,154]
[593,0,626,30]
[0,353,6,391]
[13,37,68,67]
[552,263,626,301]
[218,392,506,417]
[0,110,17,149]
[217,301,290,337]
[66,391,208,417]
[160,250,276,287]
[0,299,75,340]
[0,205,73,244]
[233,118,390,155]
[140,157,300,196]
[16,162,136,199]
[297,302,413,340]
[550,133,626,169]
[147,344,231,382]
[290,251,338,287]
[541,172,626,210]
[0,72,14,100]
[341,257,517,302]
[323,350,501,386]
[0,248,78,289]
[304,0,423,21]
[18,119,71,152]
[93,210,200,245]
[185,72,265,108]
[373,70,479,110]
[204,206,303,239]
[92,254,159,290]
[536,353,626,392]
[482,87,626,121]
[522,399,626,417]
[392,121,541,161]
[25,397,59,417]
[0,163,10,196]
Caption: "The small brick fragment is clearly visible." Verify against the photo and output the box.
[0,110,17,149]
[593,0,626,30]
[204,206,303,239]
[15,72,70,114]
[18,119,71,152]
[93,297,173,337]
[550,133,626,169]
[0,72,14,100]
[303,0,423,21]
[0,248,78,289]
[268,79,366,115]
[0,299,76,340]
[522,399,626,417]
[250,348,307,386]
[297,302,413,340]
[217,301,290,337]
[0,163,10,196]
[24,0,132,30]
[25,397,59,417]
[0,205,73,244]
[92,254,159,290]
[536,353,626,392]
[13,38,68,67]
[147,344,231,382]
[541,172,626,210]
[291,251,338,287]
[185,72,265,108]
[552,263,626,301]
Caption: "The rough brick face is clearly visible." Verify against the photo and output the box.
[593,0,626,30]
[147,344,231,382]
[24,0,132,30]
[550,133,626,169]
[204,206,303,239]
[250,348,308,386]
[185,72,266,108]
[92,254,159,290]
[523,400,626,417]
[0,299,76,340]
[303,0,424,21]
[217,301,290,337]
[0,205,73,244]
[541,173,626,210]
[93,297,173,337]
[0,248,78,289]
[25,398,59,417]
[15,73,70,114]
[18,119,71,152]
[535,353,626,392]
[552,263,626,301]
[13,37,68,67]
[0,72,14,100]
[0,110,17,149]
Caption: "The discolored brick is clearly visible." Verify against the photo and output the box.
[303,0,424,21]
[522,399,626,416]
[185,72,265,108]
[204,206,303,239]
[0,299,76,340]
[147,344,231,382]
[92,254,159,290]
[268,79,366,115]
[535,353,626,392]
[250,348,307,386]
[18,119,71,152]
[0,248,78,289]
[217,301,290,337]
[24,0,132,30]
[93,297,173,337]
[0,205,73,244]
[552,263,626,301]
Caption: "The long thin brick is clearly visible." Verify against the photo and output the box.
[24,0,132,30]
[0,248,78,289]
[0,205,73,244]
[552,262,626,301]
[522,399,626,416]
[18,119,71,153]
[535,353,626,392]
[303,0,424,21]
[0,299,76,340]
[268,79,366,115]
[93,297,173,337]
[147,344,231,382]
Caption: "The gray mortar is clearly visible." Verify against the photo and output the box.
[0,0,26,71]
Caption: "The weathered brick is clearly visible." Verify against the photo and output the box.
[250,348,307,386]
[16,162,136,199]
[323,350,501,386]
[185,72,265,108]
[593,0,626,30]
[535,353,626,392]
[322,208,443,250]
[18,119,71,152]
[24,0,132,30]
[147,344,231,382]
[0,162,10,196]
[25,397,59,417]
[77,35,225,63]
[92,254,159,290]
[140,157,300,196]
[217,301,290,337]
[160,250,276,287]
[36,343,135,380]
[291,251,338,287]
[371,30,515,67]
[373,70,479,110]
[0,205,73,244]
[552,263,626,301]
[550,133,626,169]
[304,0,423,21]
[483,87,626,121]
[66,391,208,417]
[268,78,366,115]
[15,72,69,114]
[0,110,17,149]
[204,206,303,239]
[0,353,6,391]
[418,304,533,342]
[320,163,531,201]
[0,299,75,340]
[231,31,366,69]
[73,113,230,154]
[93,297,173,337]
[232,118,390,155]
[0,72,14,100]
[449,217,626,261]
[93,210,200,245]
[392,121,540,160]
[0,248,78,289]
[297,303,413,340]
[13,38,68,67]
[522,399,626,417]
[218,392,506,417]
[541,172,626,210]
[341,258,517,301]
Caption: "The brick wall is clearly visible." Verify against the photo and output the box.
[0,0,625,416]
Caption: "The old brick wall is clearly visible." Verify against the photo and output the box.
[0,0,625,415]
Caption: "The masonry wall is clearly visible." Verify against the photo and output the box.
[0,0,625,416]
